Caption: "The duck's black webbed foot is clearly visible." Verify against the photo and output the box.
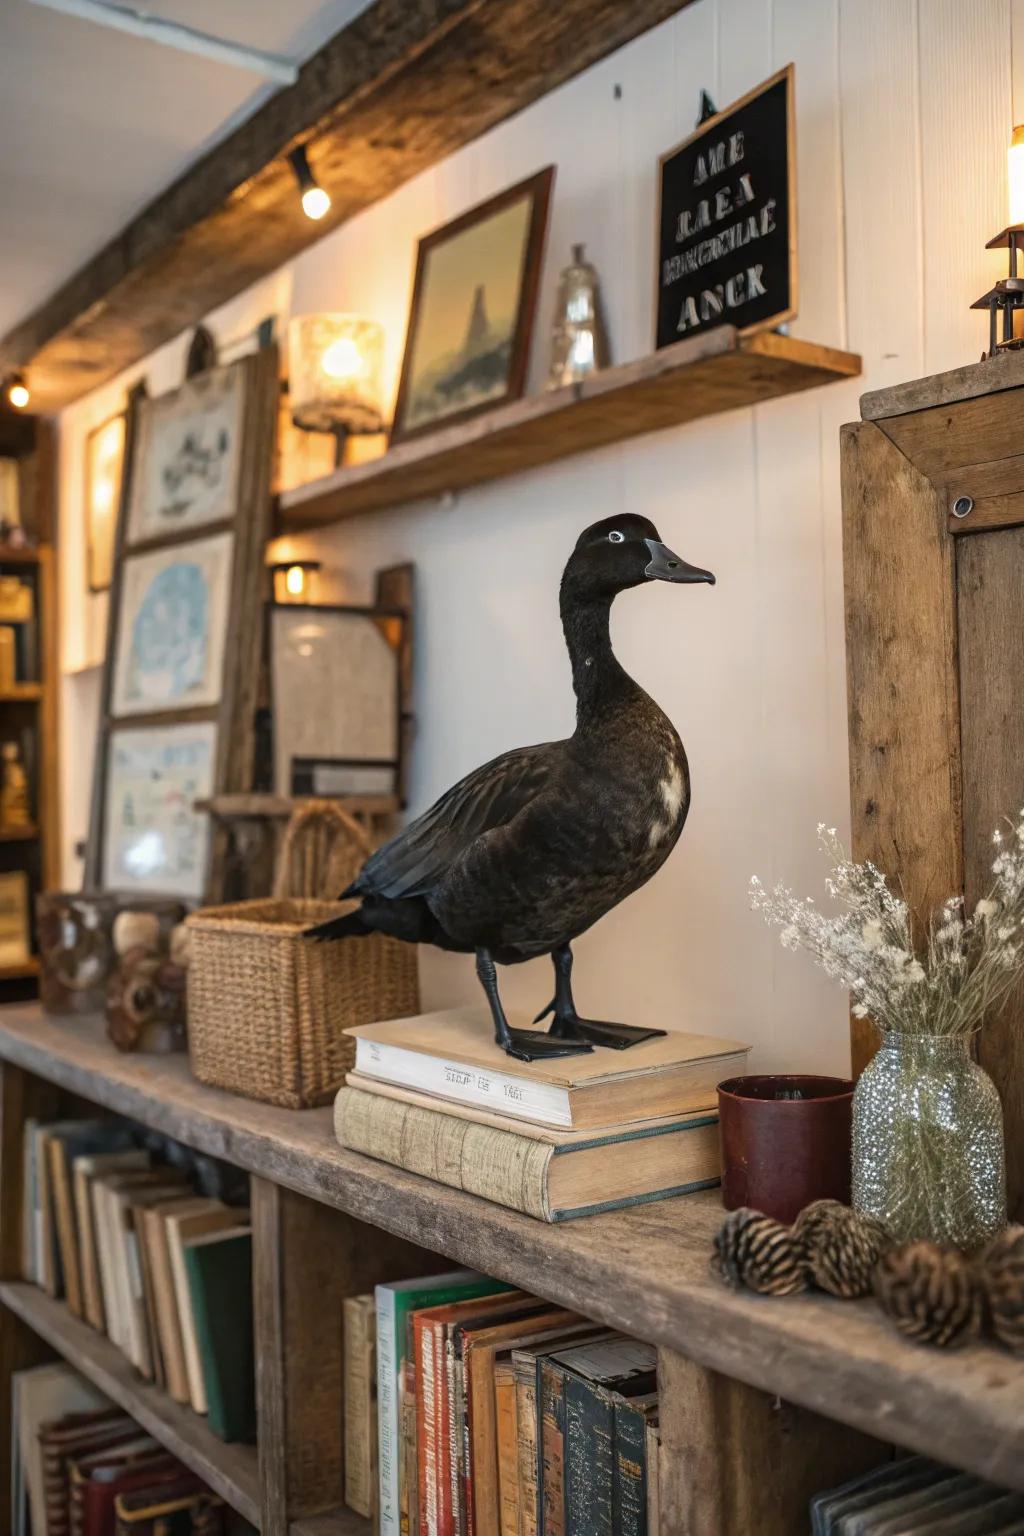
[534,943,667,1050]
[501,1026,595,1062]
[532,1000,666,1050]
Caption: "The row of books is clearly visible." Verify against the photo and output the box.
[23,1117,255,1443]
[343,1267,662,1536]
[12,1361,245,1536]
[813,1458,1023,1533]
[335,1007,748,1221]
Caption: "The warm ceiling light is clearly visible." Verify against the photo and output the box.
[6,375,29,410]
[289,145,331,221]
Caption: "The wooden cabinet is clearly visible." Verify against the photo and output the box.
[842,349,1024,1217]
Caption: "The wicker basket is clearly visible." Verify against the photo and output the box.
[186,803,418,1108]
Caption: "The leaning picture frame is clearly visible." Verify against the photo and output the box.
[84,412,126,594]
[268,601,405,800]
[85,344,279,902]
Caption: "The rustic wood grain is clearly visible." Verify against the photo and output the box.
[0,0,705,412]
[254,1178,442,1533]
[840,422,963,1072]
[289,1510,369,1536]
[657,1349,888,1536]
[861,351,1024,420]
[875,385,1024,485]
[280,331,861,530]
[947,490,1024,534]
[0,1008,1021,1489]
[956,528,1024,1218]
[0,1281,260,1524]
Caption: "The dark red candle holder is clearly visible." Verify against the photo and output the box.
[717,1073,854,1225]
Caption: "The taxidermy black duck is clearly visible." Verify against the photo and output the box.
[308,514,715,1061]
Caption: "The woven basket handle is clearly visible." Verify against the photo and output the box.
[273,800,373,901]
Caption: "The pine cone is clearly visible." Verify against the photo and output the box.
[977,1225,1024,1354]
[874,1241,983,1347]
[711,1208,809,1296]
[793,1200,892,1298]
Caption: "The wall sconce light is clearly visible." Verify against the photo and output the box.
[5,375,29,410]
[973,126,1024,357]
[288,145,331,222]
[271,560,321,604]
[287,314,385,444]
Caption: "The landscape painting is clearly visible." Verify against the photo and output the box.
[126,362,244,544]
[391,167,554,442]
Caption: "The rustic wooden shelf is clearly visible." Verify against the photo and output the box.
[279,329,861,531]
[0,1280,260,1526]
[0,825,38,843]
[0,1005,1018,1495]
[0,684,41,703]
[0,958,39,981]
[290,1510,370,1536]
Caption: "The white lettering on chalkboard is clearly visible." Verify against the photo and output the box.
[675,265,767,334]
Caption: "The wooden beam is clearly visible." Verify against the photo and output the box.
[1,0,698,413]
[840,422,963,1075]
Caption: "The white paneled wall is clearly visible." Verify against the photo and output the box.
[55,0,1018,1072]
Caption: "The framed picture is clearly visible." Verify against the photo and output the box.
[85,346,279,901]
[269,603,403,798]
[0,871,30,965]
[111,531,233,717]
[0,458,20,533]
[655,64,796,347]
[101,722,216,899]
[125,362,245,545]
[391,167,555,443]
[85,413,126,593]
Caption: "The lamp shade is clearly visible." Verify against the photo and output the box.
[288,313,385,434]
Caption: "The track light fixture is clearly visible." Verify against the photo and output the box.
[5,375,29,410]
[289,146,331,222]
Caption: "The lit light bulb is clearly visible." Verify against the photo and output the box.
[285,564,306,596]
[301,183,331,221]
[1010,126,1024,226]
[7,377,29,410]
[321,335,362,380]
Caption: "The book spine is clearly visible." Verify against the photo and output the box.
[459,1343,474,1536]
[514,1362,540,1536]
[446,1335,464,1536]
[353,1044,571,1127]
[645,1423,660,1536]
[416,1317,435,1536]
[538,1361,566,1536]
[344,1298,376,1520]
[563,1377,613,1536]
[377,1287,401,1536]
[494,1368,520,1536]
[612,1399,647,1536]
[400,1357,419,1536]
[337,1090,553,1219]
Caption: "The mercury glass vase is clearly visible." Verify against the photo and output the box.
[851,1031,1006,1249]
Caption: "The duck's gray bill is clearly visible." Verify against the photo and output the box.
[643,538,716,585]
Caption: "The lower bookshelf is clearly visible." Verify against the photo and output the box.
[0,1281,261,1526]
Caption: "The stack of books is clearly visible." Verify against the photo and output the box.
[812,1457,1024,1532]
[11,1361,242,1536]
[22,1118,255,1444]
[335,1007,748,1220]
[343,1267,664,1536]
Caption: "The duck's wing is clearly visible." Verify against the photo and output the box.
[348,743,556,901]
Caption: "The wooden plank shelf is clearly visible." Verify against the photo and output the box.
[0,958,39,981]
[0,1281,260,1527]
[0,825,38,842]
[0,1006,1019,1493]
[290,1511,370,1536]
[0,684,42,703]
[279,329,861,531]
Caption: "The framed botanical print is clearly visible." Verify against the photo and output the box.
[111,532,233,717]
[85,344,279,901]
[85,413,126,593]
[390,167,555,443]
[125,362,245,545]
[269,602,404,798]
[102,723,216,898]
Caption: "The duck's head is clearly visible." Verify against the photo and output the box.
[562,514,716,601]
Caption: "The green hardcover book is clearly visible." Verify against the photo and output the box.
[182,1226,255,1443]
[375,1270,512,1536]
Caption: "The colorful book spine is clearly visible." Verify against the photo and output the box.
[538,1360,567,1536]
[343,1296,377,1521]
[514,1355,541,1536]
[612,1398,649,1536]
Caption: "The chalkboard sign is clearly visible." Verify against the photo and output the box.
[655,65,796,348]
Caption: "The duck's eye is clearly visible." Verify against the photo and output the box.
[608,530,625,544]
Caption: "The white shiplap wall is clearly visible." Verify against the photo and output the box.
[55,0,1018,1072]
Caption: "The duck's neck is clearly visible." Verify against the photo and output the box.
[560,588,636,729]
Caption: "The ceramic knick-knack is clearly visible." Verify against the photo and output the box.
[546,244,611,389]
[0,740,31,828]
